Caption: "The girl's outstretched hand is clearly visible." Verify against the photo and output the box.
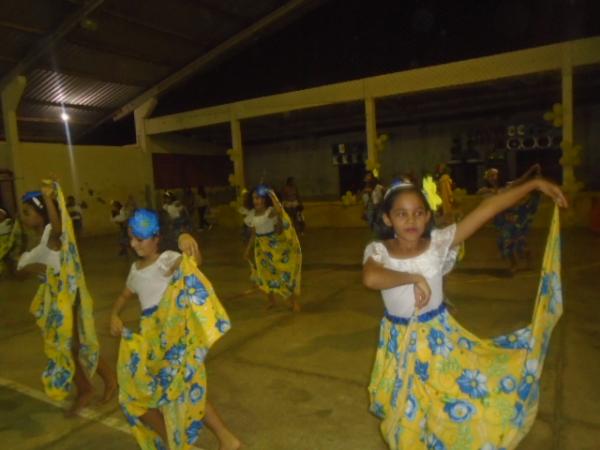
[40,179,56,198]
[178,233,201,262]
[536,179,569,208]
[414,275,432,309]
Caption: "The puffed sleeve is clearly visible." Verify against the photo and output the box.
[363,241,387,265]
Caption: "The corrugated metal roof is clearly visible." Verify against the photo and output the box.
[19,101,106,124]
[41,41,171,86]
[24,69,142,109]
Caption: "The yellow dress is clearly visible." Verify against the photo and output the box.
[28,185,100,400]
[367,207,562,449]
[247,208,302,298]
[118,255,231,450]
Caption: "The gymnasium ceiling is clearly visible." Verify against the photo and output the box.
[0,0,599,145]
[0,0,325,143]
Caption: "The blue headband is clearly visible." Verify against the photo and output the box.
[22,191,44,209]
[128,208,160,240]
[255,185,270,197]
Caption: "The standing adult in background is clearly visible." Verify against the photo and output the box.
[281,177,305,234]
[111,200,130,257]
[124,195,137,216]
[66,195,83,240]
[196,185,211,230]
[182,187,196,227]
[362,171,385,229]
[162,191,185,223]
[162,191,189,248]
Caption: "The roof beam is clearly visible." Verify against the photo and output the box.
[0,0,105,91]
[144,36,600,136]
[113,0,322,120]
[63,36,176,69]
[17,115,91,125]
[192,0,249,24]
[0,20,44,35]
[101,10,200,45]
[0,54,146,89]
[23,98,109,113]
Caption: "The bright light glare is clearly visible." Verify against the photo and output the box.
[61,112,70,122]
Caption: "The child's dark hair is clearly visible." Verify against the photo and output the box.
[22,194,58,225]
[373,184,434,240]
[128,208,179,253]
[245,186,274,210]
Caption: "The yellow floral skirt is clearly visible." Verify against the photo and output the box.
[369,208,562,450]
[29,186,99,401]
[118,256,231,450]
[251,211,302,299]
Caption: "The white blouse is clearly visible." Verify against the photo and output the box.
[363,225,459,318]
[244,207,277,235]
[126,250,181,311]
[17,224,61,272]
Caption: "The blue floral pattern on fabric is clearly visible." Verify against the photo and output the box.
[499,375,517,394]
[128,351,140,377]
[457,369,489,399]
[405,394,418,420]
[428,328,453,357]
[165,344,186,365]
[425,433,447,450]
[184,275,208,306]
[458,336,475,350]
[186,420,204,444]
[415,360,429,382]
[189,383,205,404]
[517,360,538,401]
[493,328,532,350]
[512,402,525,427]
[444,400,475,423]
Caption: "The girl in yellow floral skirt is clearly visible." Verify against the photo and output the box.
[110,208,240,450]
[17,181,116,414]
[362,176,567,449]
[243,185,302,312]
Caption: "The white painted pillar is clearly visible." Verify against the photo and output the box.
[1,75,26,210]
[229,117,245,190]
[365,96,379,175]
[561,51,576,188]
[134,98,157,208]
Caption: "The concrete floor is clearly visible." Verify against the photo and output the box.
[1,222,599,450]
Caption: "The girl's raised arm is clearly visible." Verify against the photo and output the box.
[453,178,567,247]
[40,181,62,247]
